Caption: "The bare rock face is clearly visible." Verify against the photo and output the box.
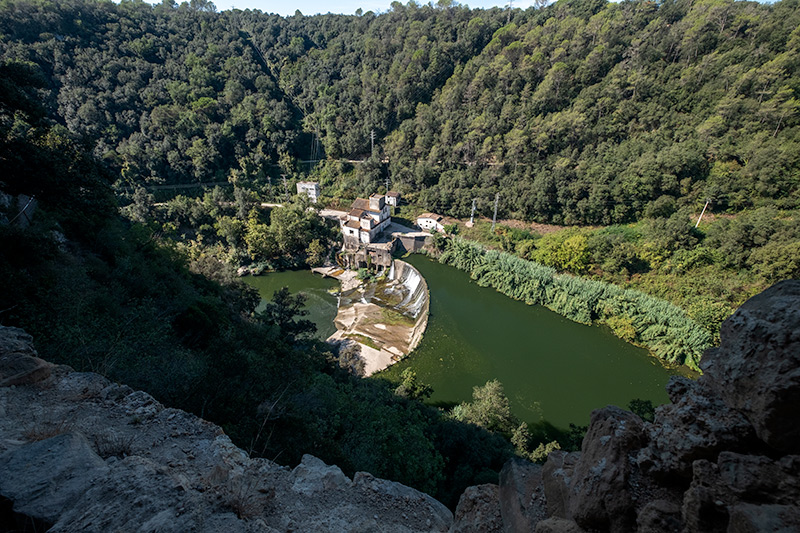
[0,327,453,533]
[541,450,580,519]
[727,503,800,533]
[534,517,586,533]
[450,484,503,533]
[0,432,109,525]
[498,457,546,532]
[567,406,646,532]
[0,326,53,387]
[682,452,800,532]
[636,499,682,533]
[638,377,756,480]
[700,280,800,453]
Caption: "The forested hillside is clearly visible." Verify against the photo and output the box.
[0,0,798,223]
[386,0,800,223]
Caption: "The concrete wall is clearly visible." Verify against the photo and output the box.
[391,260,430,354]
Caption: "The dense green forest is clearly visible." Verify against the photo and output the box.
[0,0,798,222]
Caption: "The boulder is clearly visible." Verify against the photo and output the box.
[291,454,352,495]
[636,499,682,533]
[727,503,800,533]
[682,459,730,533]
[700,280,800,453]
[682,452,800,533]
[0,326,52,387]
[716,452,800,505]
[638,377,756,480]
[0,432,109,524]
[534,517,586,533]
[567,406,646,532]
[499,457,546,532]
[354,471,453,531]
[450,484,503,533]
[50,455,249,533]
[542,450,581,519]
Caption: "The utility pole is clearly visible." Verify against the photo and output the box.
[695,199,710,228]
[281,174,288,199]
[385,174,390,194]
[507,0,513,24]
[468,198,476,227]
[370,129,375,158]
[491,193,499,232]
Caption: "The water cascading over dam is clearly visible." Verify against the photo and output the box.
[379,260,429,321]
[331,259,430,374]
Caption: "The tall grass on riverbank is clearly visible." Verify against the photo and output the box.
[439,238,711,371]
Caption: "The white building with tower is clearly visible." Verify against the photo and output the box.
[296,181,320,203]
[341,193,392,248]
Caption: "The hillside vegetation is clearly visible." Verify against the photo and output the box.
[0,0,797,222]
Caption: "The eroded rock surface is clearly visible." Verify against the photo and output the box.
[449,484,503,533]
[700,280,800,453]
[0,326,453,532]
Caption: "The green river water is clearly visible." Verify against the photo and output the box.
[243,270,339,340]
[244,256,685,429]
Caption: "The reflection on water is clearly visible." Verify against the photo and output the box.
[242,270,339,340]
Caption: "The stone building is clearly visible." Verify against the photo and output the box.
[385,191,401,207]
[339,194,394,271]
[416,213,445,233]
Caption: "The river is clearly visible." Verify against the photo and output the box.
[244,257,685,429]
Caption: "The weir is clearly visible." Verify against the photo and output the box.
[327,259,430,375]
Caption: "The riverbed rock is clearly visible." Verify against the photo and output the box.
[499,457,546,532]
[700,280,800,453]
[450,484,503,533]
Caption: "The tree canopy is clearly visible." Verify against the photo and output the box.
[0,0,797,223]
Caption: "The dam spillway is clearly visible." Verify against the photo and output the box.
[328,260,430,375]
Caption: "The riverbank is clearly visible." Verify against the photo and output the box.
[320,261,430,376]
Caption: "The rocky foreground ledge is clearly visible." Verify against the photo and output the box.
[0,328,452,532]
[2,281,799,533]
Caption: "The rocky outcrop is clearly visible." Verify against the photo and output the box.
[499,458,547,531]
[0,325,453,532]
[450,484,503,533]
[699,280,800,453]
[450,280,800,532]
[0,327,53,387]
